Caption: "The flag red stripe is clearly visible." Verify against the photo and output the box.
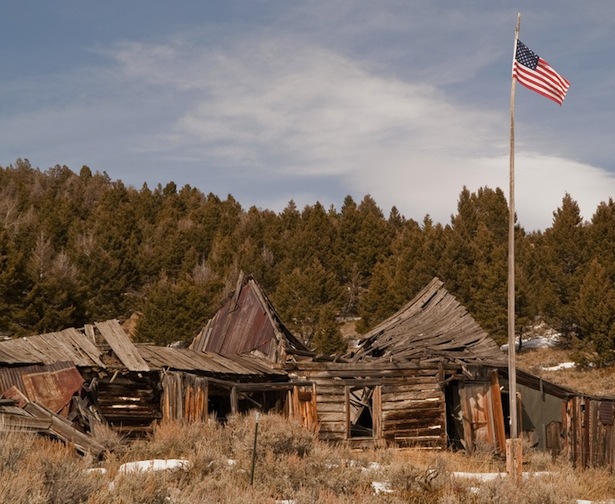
[514,65,568,101]
[513,57,569,106]
[514,62,569,96]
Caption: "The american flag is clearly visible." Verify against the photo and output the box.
[513,40,570,105]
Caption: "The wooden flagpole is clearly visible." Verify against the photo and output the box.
[507,12,523,480]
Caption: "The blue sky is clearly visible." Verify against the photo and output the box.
[2,1,615,231]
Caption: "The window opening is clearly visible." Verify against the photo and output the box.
[348,385,374,438]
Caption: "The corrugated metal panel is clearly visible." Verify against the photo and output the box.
[599,401,614,426]
[219,286,274,355]
[0,362,83,414]
[190,276,310,361]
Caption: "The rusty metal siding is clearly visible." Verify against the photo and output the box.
[0,362,83,414]
[190,276,310,361]
[216,285,276,356]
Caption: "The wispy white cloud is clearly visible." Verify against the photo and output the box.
[105,33,612,231]
[106,35,504,167]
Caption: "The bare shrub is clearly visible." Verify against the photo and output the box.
[90,421,123,454]
[253,414,316,457]
[224,413,316,460]
[0,434,103,504]
[0,430,36,471]
[470,474,575,504]
[123,420,210,461]
[92,472,173,504]
[178,476,269,504]
[5,412,615,503]
[25,439,103,504]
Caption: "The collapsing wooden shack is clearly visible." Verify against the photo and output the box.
[189,272,319,427]
[0,319,301,450]
[288,278,508,449]
[190,271,314,364]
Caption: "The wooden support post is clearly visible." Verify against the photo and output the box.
[231,386,238,415]
[250,412,260,485]
[506,438,523,481]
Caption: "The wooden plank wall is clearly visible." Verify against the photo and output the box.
[312,379,347,441]
[161,372,209,424]
[289,384,318,432]
[295,364,447,448]
[564,396,615,469]
[94,372,161,435]
[459,371,506,453]
[381,376,446,448]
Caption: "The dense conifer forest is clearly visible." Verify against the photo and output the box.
[2,160,615,363]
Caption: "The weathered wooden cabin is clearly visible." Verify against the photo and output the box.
[287,278,508,449]
[188,272,320,427]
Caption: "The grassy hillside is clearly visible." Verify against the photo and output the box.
[517,346,615,397]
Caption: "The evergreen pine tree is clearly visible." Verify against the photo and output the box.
[273,258,344,346]
[312,306,347,355]
[575,258,615,365]
[539,193,588,340]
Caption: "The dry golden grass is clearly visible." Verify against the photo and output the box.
[2,413,615,503]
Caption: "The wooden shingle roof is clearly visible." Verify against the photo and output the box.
[0,328,105,368]
[349,277,505,365]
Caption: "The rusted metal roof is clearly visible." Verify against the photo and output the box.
[349,277,506,365]
[190,272,311,362]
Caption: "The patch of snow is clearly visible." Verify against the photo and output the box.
[575,500,615,504]
[360,462,383,473]
[118,459,191,475]
[542,362,576,372]
[452,471,553,481]
[371,481,393,494]
[452,471,504,482]
[501,336,560,352]
[85,467,107,476]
